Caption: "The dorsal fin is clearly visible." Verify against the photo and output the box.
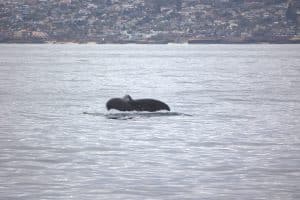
[123,95,133,102]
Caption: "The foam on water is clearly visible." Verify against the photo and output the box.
[83,111,192,120]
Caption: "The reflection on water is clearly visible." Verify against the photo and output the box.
[0,44,300,200]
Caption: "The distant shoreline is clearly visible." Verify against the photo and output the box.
[1,40,300,44]
[0,37,300,45]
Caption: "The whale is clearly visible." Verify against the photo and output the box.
[106,95,170,112]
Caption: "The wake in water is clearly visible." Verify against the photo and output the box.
[83,111,192,120]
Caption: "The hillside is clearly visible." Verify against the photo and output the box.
[0,0,299,43]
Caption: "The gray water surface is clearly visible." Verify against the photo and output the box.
[0,44,300,200]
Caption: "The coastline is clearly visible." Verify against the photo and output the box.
[1,39,300,44]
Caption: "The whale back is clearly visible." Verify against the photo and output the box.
[130,99,170,112]
[106,98,134,111]
[106,95,170,112]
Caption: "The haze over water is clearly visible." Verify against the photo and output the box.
[0,44,300,200]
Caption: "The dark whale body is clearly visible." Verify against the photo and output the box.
[106,95,170,112]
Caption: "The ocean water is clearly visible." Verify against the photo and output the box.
[0,44,300,200]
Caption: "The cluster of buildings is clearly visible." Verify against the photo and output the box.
[0,0,299,43]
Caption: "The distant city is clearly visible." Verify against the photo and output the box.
[0,0,300,43]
